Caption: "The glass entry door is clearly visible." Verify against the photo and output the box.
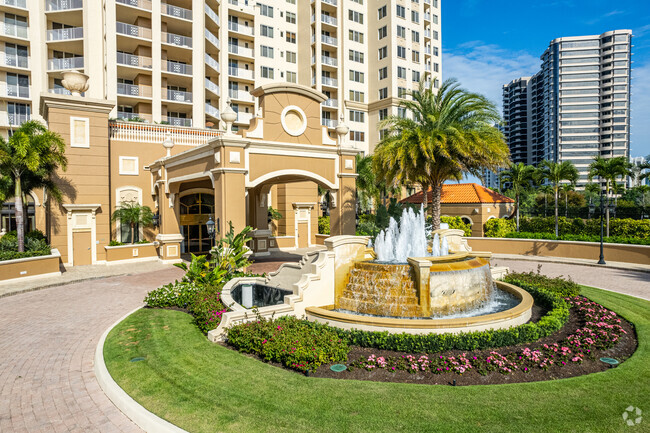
[179,193,214,253]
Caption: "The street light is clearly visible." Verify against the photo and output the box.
[598,186,606,265]
[206,215,215,249]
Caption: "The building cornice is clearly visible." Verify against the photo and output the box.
[40,93,115,118]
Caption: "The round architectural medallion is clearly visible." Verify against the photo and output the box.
[281,105,307,136]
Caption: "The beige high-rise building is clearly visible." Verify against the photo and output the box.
[0,0,441,154]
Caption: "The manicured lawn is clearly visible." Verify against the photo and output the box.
[104,287,650,433]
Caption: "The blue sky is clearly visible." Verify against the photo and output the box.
[442,0,650,159]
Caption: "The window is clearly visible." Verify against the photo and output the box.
[379,67,388,80]
[349,90,364,102]
[351,0,362,3]
[7,102,30,125]
[378,5,387,19]
[349,49,364,63]
[398,87,407,98]
[397,46,406,59]
[350,131,365,142]
[349,70,364,83]
[412,70,420,82]
[260,45,274,58]
[433,46,439,56]
[286,31,296,43]
[379,108,388,120]
[286,0,296,4]
[259,3,273,17]
[286,71,297,83]
[286,12,296,24]
[396,25,406,38]
[261,66,274,79]
[397,66,406,79]
[398,107,407,118]
[119,156,139,175]
[396,5,405,18]
[379,88,388,100]
[412,31,420,43]
[260,25,274,38]
[412,51,420,63]
[5,43,28,68]
[6,73,28,98]
[432,30,439,40]
[433,62,439,72]
[411,10,419,23]
[432,14,439,24]
[378,46,387,60]
[349,30,364,43]
[286,51,296,63]
[348,10,363,24]
[378,25,387,39]
[349,110,365,122]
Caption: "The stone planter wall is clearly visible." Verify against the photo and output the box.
[104,243,158,265]
[0,249,62,283]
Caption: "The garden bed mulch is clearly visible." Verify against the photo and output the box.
[310,305,637,386]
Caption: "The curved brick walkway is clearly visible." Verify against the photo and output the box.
[0,267,183,433]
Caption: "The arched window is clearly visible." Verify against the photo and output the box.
[461,216,473,226]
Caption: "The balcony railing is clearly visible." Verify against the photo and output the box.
[116,22,151,39]
[228,0,254,14]
[117,83,152,98]
[204,53,219,72]
[228,89,254,102]
[321,14,337,26]
[227,21,254,36]
[46,0,83,11]
[49,87,71,95]
[205,4,219,24]
[163,88,192,103]
[7,112,30,125]
[4,85,29,98]
[322,98,337,108]
[205,79,220,96]
[116,0,152,10]
[163,31,192,48]
[205,29,219,47]
[162,2,192,20]
[228,44,254,58]
[47,56,83,70]
[228,66,254,80]
[322,0,336,6]
[321,34,337,46]
[47,26,83,41]
[321,76,337,87]
[116,52,152,69]
[1,23,28,39]
[321,118,335,128]
[162,59,192,75]
[163,115,192,127]
[205,103,219,119]
[2,54,28,68]
[321,55,337,66]
[0,0,27,8]
[109,120,222,146]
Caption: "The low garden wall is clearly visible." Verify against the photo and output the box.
[0,249,62,282]
[315,234,329,245]
[105,243,158,265]
[467,237,650,266]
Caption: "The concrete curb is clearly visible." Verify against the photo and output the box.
[94,306,189,433]
[490,254,650,274]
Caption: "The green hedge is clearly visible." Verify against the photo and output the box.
[440,216,472,236]
[318,216,330,235]
[504,231,650,245]
[484,218,516,237]
[0,230,51,261]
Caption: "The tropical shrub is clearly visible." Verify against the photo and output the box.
[192,287,228,333]
[483,218,515,238]
[440,216,472,236]
[211,222,253,272]
[143,281,200,309]
[226,315,349,372]
[502,272,580,298]
[318,216,330,235]
[174,253,229,287]
[0,229,51,261]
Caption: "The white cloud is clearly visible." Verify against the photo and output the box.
[630,61,650,157]
[443,42,540,110]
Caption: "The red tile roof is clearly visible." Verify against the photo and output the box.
[400,183,515,204]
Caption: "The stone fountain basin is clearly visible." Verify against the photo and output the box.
[305,281,534,335]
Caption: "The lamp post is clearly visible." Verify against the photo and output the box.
[206,215,215,250]
[598,186,606,265]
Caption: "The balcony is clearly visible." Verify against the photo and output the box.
[321,76,337,87]
[205,4,219,25]
[117,111,152,122]
[228,44,254,58]
[162,31,192,48]
[234,111,253,124]
[163,88,192,103]
[205,29,219,48]
[321,35,337,46]
[110,121,222,145]
[424,12,431,21]
[163,115,192,127]
[162,2,192,20]
[46,0,83,11]
[47,26,83,41]
[1,111,30,126]
[205,78,220,96]
[47,56,83,70]
[228,66,254,80]
[229,89,254,103]
[116,22,151,39]
[2,84,29,98]
[162,59,192,75]
[116,52,152,69]
[322,98,337,108]
[205,103,219,119]
[320,14,337,26]
[1,23,28,39]
[321,118,335,128]
[424,29,431,38]
[227,21,254,36]
[0,0,27,8]
[1,53,28,68]
[49,87,71,95]
[204,53,220,72]
[117,83,152,98]
[321,0,336,6]
[227,0,254,15]
[321,55,337,67]
[116,0,152,10]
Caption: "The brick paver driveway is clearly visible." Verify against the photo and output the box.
[0,267,183,433]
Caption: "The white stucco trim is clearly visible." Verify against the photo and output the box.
[280,105,308,137]
[247,169,337,190]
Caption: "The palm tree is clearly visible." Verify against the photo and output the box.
[373,78,510,229]
[588,156,632,237]
[537,185,553,217]
[355,154,379,212]
[560,183,575,218]
[539,160,578,236]
[499,162,535,231]
[111,201,154,244]
[0,121,67,252]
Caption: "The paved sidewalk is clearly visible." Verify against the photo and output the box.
[0,267,184,433]
[0,261,180,298]
[492,258,650,301]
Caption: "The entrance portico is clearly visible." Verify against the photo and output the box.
[148,83,359,255]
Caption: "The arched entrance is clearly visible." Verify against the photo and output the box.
[179,192,215,253]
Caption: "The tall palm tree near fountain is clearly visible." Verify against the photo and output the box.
[588,156,632,237]
[373,78,510,229]
[499,162,535,232]
[539,160,578,237]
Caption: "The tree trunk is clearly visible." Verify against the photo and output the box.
[130,222,135,244]
[14,174,24,252]
[606,180,610,237]
[430,183,442,230]
[554,187,559,237]
[421,183,429,219]
[565,192,568,218]
[516,192,520,232]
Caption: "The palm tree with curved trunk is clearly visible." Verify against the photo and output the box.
[0,121,67,252]
[539,160,578,236]
[373,77,510,229]
[588,156,632,237]
[499,162,535,231]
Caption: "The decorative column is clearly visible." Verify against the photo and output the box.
[330,116,359,236]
